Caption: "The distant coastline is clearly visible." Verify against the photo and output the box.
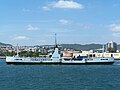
[0,56,6,59]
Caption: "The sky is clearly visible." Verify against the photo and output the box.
[0,0,120,46]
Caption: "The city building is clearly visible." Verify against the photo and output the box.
[106,41,117,53]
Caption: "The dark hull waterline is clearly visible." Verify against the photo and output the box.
[6,62,114,65]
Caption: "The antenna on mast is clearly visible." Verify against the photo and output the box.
[55,33,58,48]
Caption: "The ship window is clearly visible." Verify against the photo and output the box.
[15,59,22,60]
[114,54,119,56]
[101,59,108,60]
[111,54,113,57]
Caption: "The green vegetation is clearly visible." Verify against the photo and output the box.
[0,51,48,57]
[0,51,15,56]
[107,47,116,53]
[19,51,47,57]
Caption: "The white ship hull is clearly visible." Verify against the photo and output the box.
[84,57,114,65]
[6,56,61,64]
[6,56,114,65]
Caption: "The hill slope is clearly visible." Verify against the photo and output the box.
[60,44,102,51]
[0,42,12,46]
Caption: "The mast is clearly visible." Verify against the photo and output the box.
[16,44,19,57]
[102,44,104,57]
[51,34,61,61]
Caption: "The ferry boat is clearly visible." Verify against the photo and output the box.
[6,35,114,65]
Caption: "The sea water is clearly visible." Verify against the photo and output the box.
[0,59,120,90]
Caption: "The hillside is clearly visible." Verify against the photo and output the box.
[0,42,12,46]
[60,44,102,51]
[60,44,120,51]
